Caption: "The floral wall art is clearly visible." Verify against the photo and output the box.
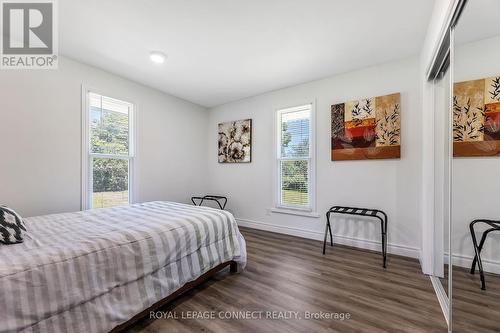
[453,75,500,157]
[218,119,252,163]
[331,93,401,160]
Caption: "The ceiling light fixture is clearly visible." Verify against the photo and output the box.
[150,51,166,64]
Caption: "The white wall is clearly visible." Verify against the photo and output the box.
[0,56,208,217]
[452,35,500,273]
[207,57,423,259]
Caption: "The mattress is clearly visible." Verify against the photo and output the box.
[0,201,246,333]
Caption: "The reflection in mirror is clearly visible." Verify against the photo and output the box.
[453,0,500,331]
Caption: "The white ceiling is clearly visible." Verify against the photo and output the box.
[455,0,500,45]
[60,0,435,108]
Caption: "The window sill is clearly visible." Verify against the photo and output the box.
[270,208,320,218]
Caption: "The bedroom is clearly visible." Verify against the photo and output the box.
[0,0,499,332]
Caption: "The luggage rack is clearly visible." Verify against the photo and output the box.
[191,195,228,210]
[324,206,388,268]
[470,219,500,290]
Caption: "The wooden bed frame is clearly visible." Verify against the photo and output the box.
[110,260,238,333]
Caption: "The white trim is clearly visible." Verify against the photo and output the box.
[236,218,420,259]
[273,101,316,213]
[269,208,320,218]
[81,85,89,210]
[421,79,436,275]
[430,275,450,327]
[89,153,131,160]
[80,85,137,210]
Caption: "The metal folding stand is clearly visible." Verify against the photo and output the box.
[469,219,500,290]
[324,206,388,268]
[191,195,228,210]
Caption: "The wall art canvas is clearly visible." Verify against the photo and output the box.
[331,93,401,160]
[453,75,500,157]
[218,119,252,163]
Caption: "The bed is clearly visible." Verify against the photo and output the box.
[0,201,246,333]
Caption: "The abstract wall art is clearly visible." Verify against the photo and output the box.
[218,119,252,163]
[453,75,500,157]
[331,93,401,161]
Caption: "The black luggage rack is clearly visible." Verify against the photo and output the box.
[324,206,388,268]
[191,195,228,210]
[470,219,500,290]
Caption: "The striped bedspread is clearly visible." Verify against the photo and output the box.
[0,201,246,333]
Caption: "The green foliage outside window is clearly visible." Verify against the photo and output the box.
[91,108,129,193]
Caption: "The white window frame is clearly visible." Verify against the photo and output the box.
[81,86,136,210]
[273,102,316,215]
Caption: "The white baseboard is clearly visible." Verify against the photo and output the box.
[236,218,421,259]
[444,253,500,275]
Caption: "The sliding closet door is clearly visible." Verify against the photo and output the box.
[433,64,453,301]
[434,68,452,283]
[427,22,454,328]
[452,1,500,331]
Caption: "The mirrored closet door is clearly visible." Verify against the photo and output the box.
[428,12,454,320]
[433,50,452,301]
[452,0,500,332]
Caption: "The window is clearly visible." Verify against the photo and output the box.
[276,104,314,211]
[83,91,134,209]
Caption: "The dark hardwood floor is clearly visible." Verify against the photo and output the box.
[126,227,448,333]
[442,265,500,333]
